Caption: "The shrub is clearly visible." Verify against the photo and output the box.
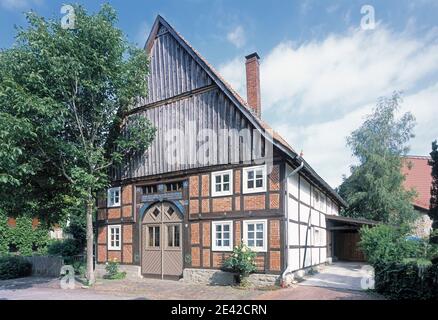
[47,239,82,258]
[104,259,126,280]
[374,260,438,300]
[0,256,32,280]
[359,224,430,265]
[222,243,257,286]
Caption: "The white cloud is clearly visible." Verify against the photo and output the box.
[0,0,42,10]
[218,25,438,188]
[226,25,246,48]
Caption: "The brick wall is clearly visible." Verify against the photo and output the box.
[186,164,285,274]
[243,195,266,211]
[212,197,232,212]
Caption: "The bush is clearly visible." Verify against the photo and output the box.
[47,239,82,258]
[222,243,257,285]
[360,224,438,299]
[359,224,431,265]
[374,260,438,300]
[104,259,126,280]
[0,256,32,280]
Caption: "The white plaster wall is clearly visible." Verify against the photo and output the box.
[300,177,311,205]
[288,221,299,246]
[301,248,312,267]
[287,170,299,199]
[311,209,320,226]
[320,213,326,228]
[320,194,326,212]
[300,203,310,223]
[320,247,327,263]
[300,225,309,246]
[312,248,320,265]
[288,198,299,221]
[288,248,300,271]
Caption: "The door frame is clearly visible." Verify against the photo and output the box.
[140,201,184,279]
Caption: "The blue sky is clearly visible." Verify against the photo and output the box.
[1,0,438,187]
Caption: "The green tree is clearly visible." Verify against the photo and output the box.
[0,5,155,283]
[339,92,417,224]
[430,140,438,246]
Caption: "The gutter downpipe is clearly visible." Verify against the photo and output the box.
[281,154,304,287]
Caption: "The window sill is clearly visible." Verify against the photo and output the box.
[242,189,267,195]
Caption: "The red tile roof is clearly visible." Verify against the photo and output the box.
[401,156,432,210]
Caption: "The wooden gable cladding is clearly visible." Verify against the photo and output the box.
[121,88,268,180]
[136,25,213,107]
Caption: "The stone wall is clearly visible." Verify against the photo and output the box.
[182,268,280,287]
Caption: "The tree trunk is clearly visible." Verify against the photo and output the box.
[86,196,95,285]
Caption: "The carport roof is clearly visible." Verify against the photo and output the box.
[326,215,379,226]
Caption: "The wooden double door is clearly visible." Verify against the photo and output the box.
[141,202,183,279]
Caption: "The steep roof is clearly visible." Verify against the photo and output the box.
[143,15,347,207]
[401,155,432,211]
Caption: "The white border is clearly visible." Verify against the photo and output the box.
[108,224,121,251]
[212,221,233,251]
[243,219,268,252]
[242,165,267,194]
[211,170,233,197]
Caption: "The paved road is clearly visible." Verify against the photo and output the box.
[0,262,382,300]
[300,262,369,291]
[257,262,382,300]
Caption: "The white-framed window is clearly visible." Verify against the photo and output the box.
[211,170,233,197]
[212,221,233,251]
[243,220,267,252]
[243,165,267,194]
[107,187,121,207]
[108,225,121,250]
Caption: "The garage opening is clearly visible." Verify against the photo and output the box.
[326,215,378,262]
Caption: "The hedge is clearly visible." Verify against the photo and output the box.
[0,256,33,280]
[374,261,438,300]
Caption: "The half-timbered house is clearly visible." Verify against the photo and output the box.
[96,16,372,284]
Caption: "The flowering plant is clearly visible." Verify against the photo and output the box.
[223,243,257,285]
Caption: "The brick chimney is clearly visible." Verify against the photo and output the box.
[245,52,261,117]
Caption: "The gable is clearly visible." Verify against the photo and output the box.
[120,16,347,208]
[137,24,213,107]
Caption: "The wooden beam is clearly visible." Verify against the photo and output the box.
[127,84,217,116]
[328,226,360,231]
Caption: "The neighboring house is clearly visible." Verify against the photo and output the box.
[95,16,374,283]
[401,155,433,237]
[7,217,64,240]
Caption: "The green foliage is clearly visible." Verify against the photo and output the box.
[64,209,87,252]
[374,261,438,300]
[0,210,50,256]
[0,4,155,282]
[339,92,417,224]
[223,243,257,284]
[47,239,82,258]
[430,140,438,246]
[0,256,32,280]
[359,224,434,265]
[104,259,126,280]
[360,223,438,299]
